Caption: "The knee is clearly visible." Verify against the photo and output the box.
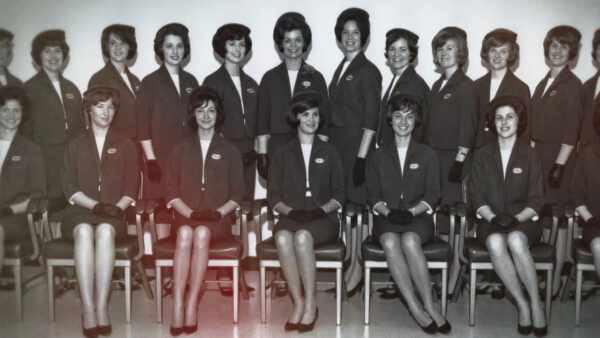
[486,233,507,256]
[400,232,422,251]
[73,223,94,242]
[507,231,528,255]
[590,237,600,254]
[95,224,115,243]
[176,226,193,250]
[294,230,314,249]
[379,232,401,251]
[193,226,211,249]
[274,231,293,249]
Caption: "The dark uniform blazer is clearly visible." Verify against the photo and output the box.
[377,65,430,147]
[579,72,600,146]
[203,65,259,140]
[137,65,199,164]
[422,69,478,150]
[268,137,345,210]
[166,133,244,210]
[329,51,382,131]
[88,61,141,139]
[62,129,139,204]
[469,140,544,216]
[570,144,600,216]
[530,67,584,146]
[1,69,23,87]
[474,70,531,148]
[366,139,441,211]
[22,70,85,144]
[257,61,330,136]
[0,134,46,206]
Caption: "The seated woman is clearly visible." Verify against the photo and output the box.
[269,91,345,332]
[61,86,139,337]
[0,86,46,283]
[366,93,449,334]
[165,86,244,336]
[469,95,547,336]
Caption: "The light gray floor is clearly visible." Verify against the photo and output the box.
[1,267,599,338]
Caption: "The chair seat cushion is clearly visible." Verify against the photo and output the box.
[153,237,241,260]
[43,236,137,260]
[5,238,34,260]
[257,238,345,261]
[574,239,593,264]
[466,239,554,263]
[362,236,451,262]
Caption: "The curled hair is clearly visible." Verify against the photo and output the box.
[0,86,31,121]
[431,30,468,67]
[384,29,419,63]
[286,91,324,129]
[31,30,69,66]
[592,28,600,60]
[481,35,520,67]
[154,23,190,61]
[101,24,137,60]
[386,92,423,126]
[273,12,311,53]
[83,86,120,114]
[543,25,581,61]
[0,28,14,42]
[486,95,528,136]
[212,23,252,59]
[186,86,224,130]
[334,7,370,46]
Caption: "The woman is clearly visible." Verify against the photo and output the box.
[61,86,139,337]
[22,29,85,200]
[165,86,244,335]
[0,29,22,87]
[366,92,450,334]
[579,28,600,147]
[269,91,345,332]
[0,86,45,280]
[88,24,141,141]
[203,23,259,200]
[470,95,546,336]
[474,28,531,149]
[256,12,330,180]
[530,25,583,297]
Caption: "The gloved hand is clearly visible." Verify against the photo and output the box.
[242,150,257,168]
[584,217,600,228]
[448,160,464,183]
[0,206,13,217]
[257,154,269,180]
[387,209,413,225]
[190,209,222,221]
[103,204,124,219]
[548,163,565,188]
[491,213,519,228]
[307,208,327,220]
[353,157,366,187]
[147,159,162,183]
[92,202,112,215]
[287,209,312,222]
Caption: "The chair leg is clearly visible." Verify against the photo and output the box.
[336,266,342,326]
[469,268,476,326]
[156,265,162,323]
[545,268,552,323]
[452,264,466,303]
[561,265,575,303]
[233,266,239,325]
[12,265,22,320]
[364,266,370,325]
[135,260,153,300]
[47,265,55,321]
[441,267,448,318]
[260,266,266,324]
[575,268,582,326]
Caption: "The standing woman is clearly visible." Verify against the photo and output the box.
[474,29,531,149]
[269,91,344,332]
[366,93,450,334]
[204,23,259,201]
[579,28,600,147]
[22,30,85,201]
[61,87,138,336]
[0,29,22,87]
[470,95,546,336]
[376,28,430,148]
[165,87,244,335]
[530,25,583,297]
[137,23,199,206]
[256,12,330,180]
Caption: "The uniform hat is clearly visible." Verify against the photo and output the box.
[441,26,467,40]
[103,24,135,37]
[386,28,419,45]
[484,28,517,43]
[548,25,582,43]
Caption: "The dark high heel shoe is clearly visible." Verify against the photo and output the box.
[410,312,437,334]
[169,326,184,336]
[297,308,319,333]
[346,280,364,298]
[284,321,299,331]
[518,324,532,335]
[533,326,548,337]
[437,320,452,334]
[82,316,98,338]
[183,324,198,335]
[97,324,112,336]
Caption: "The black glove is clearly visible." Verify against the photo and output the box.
[448,160,464,183]
[584,217,600,228]
[288,209,312,222]
[190,209,222,221]
[0,206,13,217]
[147,159,162,183]
[387,209,413,225]
[257,154,269,180]
[353,157,366,187]
[307,208,326,220]
[104,204,124,219]
[92,202,112,215]
[242,150,257,168]
[548,163,565,188]
[491,213,519,229]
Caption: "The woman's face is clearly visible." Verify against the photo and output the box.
[40,45,64,73]
[341,20,362,54]
[436,39,459,69]
[548,38,570,67]
[0,38,13,68]
[487,42,511,70]
[224,38,246,64]
[494,105,519,139]
[297,107,320,135]
[387,38,411,72]
[89,98,116,128]
[107,33,130,63]
[162,34,185,66]
[0,99,22,130]
[195,100,217,131]
[391,109,416,137]
[282,29,304,60]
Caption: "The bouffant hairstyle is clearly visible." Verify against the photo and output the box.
[334,7,370,46]
[0,86,31,121]
[480,28,520,67]
[186,86,225,130]
[431,27,469,67]
[273,12,312,53]
[0,29,14,42]
[386,92,423,126]
[101,24,137,60]
[543,25,581,61]
[154,23,190,61]
[31,29,69,66]
[384,28,419,63]
[212,23,252,58]
[285,91,324,129]
[486,95,528,136]
[83,86,120,114]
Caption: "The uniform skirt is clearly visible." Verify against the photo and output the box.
[0,214,30,241]
[476,220,543,247]
[61,205,127,241]
[228,137,256,200]
[373,214,435,245]
[170,212,233,242]
[273,197,339,247]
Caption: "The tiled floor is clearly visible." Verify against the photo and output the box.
[1,267,599,338]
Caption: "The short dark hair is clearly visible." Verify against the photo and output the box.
[386,92,423,126]
[0,86,31,121]
[384,28,419,62]
[186,86,224,130]
[592,28,600,60]
[212,23,252,59]
[83,86,120,115]
[0,28,14,42]
[486,95,528,136]
[31,30,69,66]
[543,25,581,61]
[334,7,370,46]
[273,12,311,53]
[432,29,468,67]
[154,23,190,61]
[286,91,324,129]
[101,24,137,60]
[480,31,519,67]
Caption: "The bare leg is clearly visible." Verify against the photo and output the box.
[274,230,303,324]
[294,230,317,324]
[184,226,210,327]
[379,232,431,326]
[171,226,193,329]
[94,224,115,326]
[552,228,567,295]
[73,223,96,329]
[591,238,600,280]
